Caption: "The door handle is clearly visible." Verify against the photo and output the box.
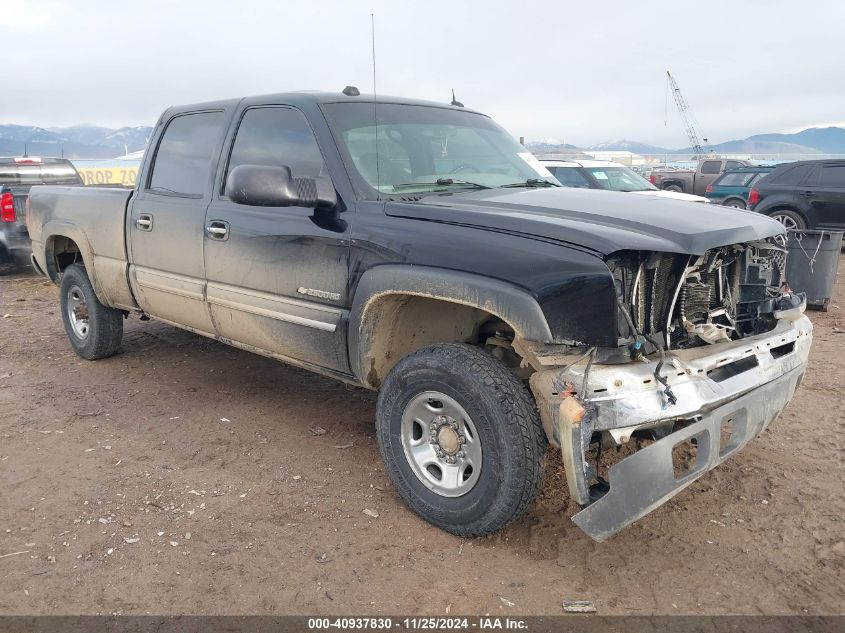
[206,220,229,240]
[135,214,153,231]
[800,191,815,197]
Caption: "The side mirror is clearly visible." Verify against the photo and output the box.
[225,164,337,209]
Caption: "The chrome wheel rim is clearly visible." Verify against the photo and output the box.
[66,285,90,339]
[400,391,482,497]
[772,213,799,230]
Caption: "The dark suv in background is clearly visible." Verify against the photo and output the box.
[0,156,83,272]
[748,159,845,230]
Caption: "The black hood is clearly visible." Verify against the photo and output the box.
[385,187,784,256]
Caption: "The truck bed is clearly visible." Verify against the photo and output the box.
[27,185,137,310]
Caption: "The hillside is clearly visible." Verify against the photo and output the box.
[0,124,152,158]
[535,126,845,156]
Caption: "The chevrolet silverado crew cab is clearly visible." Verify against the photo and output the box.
[27,91,812,541]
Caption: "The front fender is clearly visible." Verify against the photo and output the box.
[347,265,554,383]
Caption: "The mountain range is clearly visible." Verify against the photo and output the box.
[0,124,153,158]
[2,123,844,160]
[527,126,845,157]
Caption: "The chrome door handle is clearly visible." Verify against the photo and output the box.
[136,214,153,231]
[206,221,229,240]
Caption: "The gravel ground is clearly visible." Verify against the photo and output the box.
[0,261,843,616]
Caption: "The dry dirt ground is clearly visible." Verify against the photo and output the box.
[0,262,843,617]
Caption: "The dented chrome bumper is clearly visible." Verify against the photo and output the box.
[529,313,813,541]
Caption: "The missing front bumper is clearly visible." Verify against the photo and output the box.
[528,314,812,541]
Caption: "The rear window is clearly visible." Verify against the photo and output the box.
[0,162,82,186]
[716,172,756,187]
[148,111,225,197]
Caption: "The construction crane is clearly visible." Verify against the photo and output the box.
[665,70,709,159]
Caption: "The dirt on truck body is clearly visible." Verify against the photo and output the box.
[25,90,811,541]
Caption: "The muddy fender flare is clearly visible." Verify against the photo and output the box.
[348,265,553,384]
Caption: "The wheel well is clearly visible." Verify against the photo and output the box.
[45,235,83,280]
[723,196,746,205]
[662,181,685,191]
[357,294,527,388]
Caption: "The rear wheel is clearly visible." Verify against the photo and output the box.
[60,263,123,360]
[663,184,683,193]
[768,208,806,231]
[724,198,746,209]
[376,343,547,537]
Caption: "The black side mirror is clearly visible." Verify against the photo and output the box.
[225,164,337,209]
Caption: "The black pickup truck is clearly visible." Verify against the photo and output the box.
[0,156,83,272]
[26,91,811,541]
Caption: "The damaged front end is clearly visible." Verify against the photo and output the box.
[526,236,812,541]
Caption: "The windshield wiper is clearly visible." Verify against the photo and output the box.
[498,179,560,188]
[390,178,492,191]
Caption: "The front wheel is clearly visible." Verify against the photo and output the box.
[376,344,547,537]
[60,263,123,360]
[768,209,806,231]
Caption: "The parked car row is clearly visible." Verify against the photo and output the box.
[0,156,83,273]
[641,155,845,231]
[539,159,708,202]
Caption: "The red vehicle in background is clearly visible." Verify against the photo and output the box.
[0,156,83,273]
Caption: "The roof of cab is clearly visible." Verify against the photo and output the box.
[166,91,485,116]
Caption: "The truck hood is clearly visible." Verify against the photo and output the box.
[385,187,783,256]
[629,189,709,203]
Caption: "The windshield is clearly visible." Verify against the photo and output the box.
[322,103,559,196]
[583,165,657,192]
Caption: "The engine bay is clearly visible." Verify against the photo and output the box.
[609,237,801,350]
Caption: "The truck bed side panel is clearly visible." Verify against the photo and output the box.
[28,186,137,310]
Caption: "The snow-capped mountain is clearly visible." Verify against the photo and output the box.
[0,124,153,158]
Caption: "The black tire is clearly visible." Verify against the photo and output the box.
[376,343,547,537]
[767,208,807,231]
[59,263,123,360]
[724,198,746,210]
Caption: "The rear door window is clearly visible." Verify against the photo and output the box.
[700,160,722,174]
[816,164,845,187]
[773,164,815,186]
[148,111,225,197]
